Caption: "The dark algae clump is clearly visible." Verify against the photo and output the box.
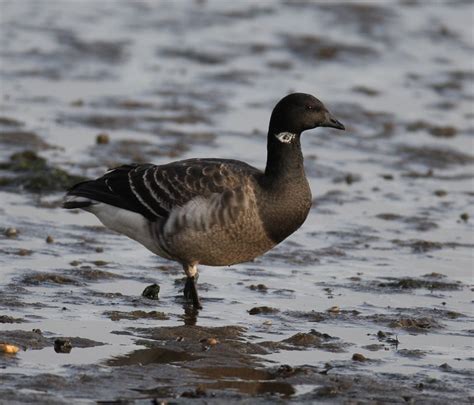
[104,310,169,321]
[248,306,279,315]
[54,338,72,353]
[378,277,461,291]
[142,283,160,300]
[0,151,85,192]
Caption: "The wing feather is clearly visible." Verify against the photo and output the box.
[65,158,261,222]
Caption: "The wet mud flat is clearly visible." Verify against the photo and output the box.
[1,0,474,403]
[1,324,471,404]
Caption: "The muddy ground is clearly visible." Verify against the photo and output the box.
[0,0,473,403]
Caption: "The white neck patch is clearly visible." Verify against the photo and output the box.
[275,132,296,144]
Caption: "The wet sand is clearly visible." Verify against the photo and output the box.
[0,0,473,403]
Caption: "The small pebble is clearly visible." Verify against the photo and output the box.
[429,126,457,138]
[96,133,110,145]
[434,190,447,197]
[95,247,104,253]
[327,305,340,314]
[248,306,278,315]
[352,353,367,362]
[200,337,219,346]
[0,343,20,354]
[439,362,452,371]
[46,235,54,244]
[4,227,18,238]
[460,213,469,222]
[249,283,268,292]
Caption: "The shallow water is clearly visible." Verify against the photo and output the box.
[1,0,473,403]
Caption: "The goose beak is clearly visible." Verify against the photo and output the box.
[322,112,345,130]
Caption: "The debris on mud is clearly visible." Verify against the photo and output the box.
[352,85,380,96]
[92,260,108,267]
[377,276,461,291]
[86,136,200,166]
[104,310,169,321]
[406,120,458,138]
[54,338,72,353]
[397,349,426,358]
[333,172,362,185]
[260,247,321,266]
[389,317,440,332]
[376,214,438,232]
[161,47,229,65]
[20,272,81,286]
[375,331,399,346]
[70,267,120,281]
[0,131,53,151]
[0,117,24,127]
[0,315,24,324]
[327,305,340,314]
[95,133,110,144]
[261,330,348,353]
[397,145,474,169]
[352,353,367,362]
[248,306,279,315]
[368,311,447,333]
[247,284,268,292]
[15,248,32,256]
[181,386,208,398]
[142,284,160,300]
[284,34,377,62]
[0,151,85,192]
[0,330,49,350]
[0,330,104,352]
[4,227,18,238]
[362,343,385,352]
[0,343,20,354]
[391,239,443,252]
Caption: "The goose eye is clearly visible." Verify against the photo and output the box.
[305,105,313,111]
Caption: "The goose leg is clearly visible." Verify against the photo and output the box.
[183,264,202,309]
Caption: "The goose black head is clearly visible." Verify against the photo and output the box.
[269,93,345,142]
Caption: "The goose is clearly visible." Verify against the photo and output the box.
[63,93,345,309]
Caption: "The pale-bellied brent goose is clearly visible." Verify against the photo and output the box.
[63,93,345,309]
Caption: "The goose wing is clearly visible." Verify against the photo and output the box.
[64,159,260,221]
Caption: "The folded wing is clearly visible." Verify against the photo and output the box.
[64,159,260,222]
